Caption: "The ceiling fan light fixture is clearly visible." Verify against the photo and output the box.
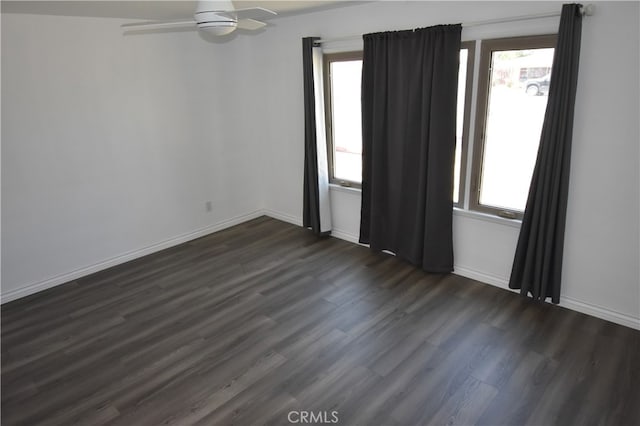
[198,21,237,36]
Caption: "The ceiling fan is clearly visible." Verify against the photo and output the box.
[121,1,277,36]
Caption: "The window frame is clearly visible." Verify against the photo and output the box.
[469,34,557,219]
[455,40,476,207]
[323,50,364,188]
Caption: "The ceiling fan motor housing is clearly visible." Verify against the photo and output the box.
[194,0,237,35]
[194,10,237,35]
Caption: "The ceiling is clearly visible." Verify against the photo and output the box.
[1,1,357,21]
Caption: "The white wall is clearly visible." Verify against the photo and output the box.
[1,13,265,300]
[250,1,640,328]
[562,1,639,326]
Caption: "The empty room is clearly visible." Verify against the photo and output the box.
[1,1,639,425]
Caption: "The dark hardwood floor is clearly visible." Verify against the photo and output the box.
[2,216,639,425]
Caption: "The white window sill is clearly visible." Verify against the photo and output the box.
[329,183,362,195]
[453,207,522,229]
[328,184,522,229]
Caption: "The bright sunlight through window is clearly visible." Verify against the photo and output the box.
[478,47,554,212]
[329,59,363,184]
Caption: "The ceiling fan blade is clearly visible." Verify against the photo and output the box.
[121,20,197,32]
[232,7,277,21]
[236,19,267,31]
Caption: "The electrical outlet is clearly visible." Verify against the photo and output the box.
[205,201,212,212]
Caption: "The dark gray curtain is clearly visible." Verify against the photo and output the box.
[509,4,583,303]
[302,37,323,234]
[359,25,462,273]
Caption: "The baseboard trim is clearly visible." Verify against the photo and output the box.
[453,265,512,290]
[261,210,363,246]
[454,265,640,330]
[0,210,265,304]
[559,296,640,330]
[330,228,360,244]
[261,209,303,227]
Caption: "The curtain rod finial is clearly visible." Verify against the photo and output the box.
[581,4,595,16]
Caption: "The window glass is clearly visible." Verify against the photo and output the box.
[454,48,469,204]
[329,59,362,184]
[479,47,554,211]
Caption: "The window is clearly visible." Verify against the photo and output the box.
[469,35,556,219]
[323,51,363,187]
[324,46,474,195]
[322,34,556,221]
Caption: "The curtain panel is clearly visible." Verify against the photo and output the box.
[359,25,462,272]
[509,4,583,303]
[302,37,332,235]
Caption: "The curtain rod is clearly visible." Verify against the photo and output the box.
[315,4,594,44]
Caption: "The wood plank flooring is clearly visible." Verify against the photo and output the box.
[2,216,639,425]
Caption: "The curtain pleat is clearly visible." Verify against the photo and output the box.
[359,25,461,272]
[509,4,583,303]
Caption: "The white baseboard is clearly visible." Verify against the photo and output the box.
[454,265,640,330]
[265,211,362,246]
[0,210,265,304]
[326,227,640,330]
[453,265,512,290]
[330,228,360,244]
[559,296,640,330]
[261,209,302,227]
